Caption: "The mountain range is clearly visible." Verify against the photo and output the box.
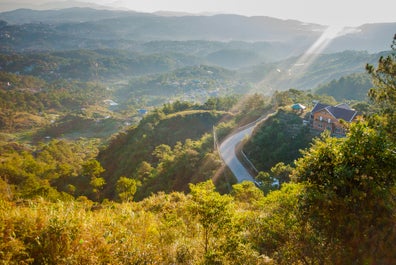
[0,7,394,54]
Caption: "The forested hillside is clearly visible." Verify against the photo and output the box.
[98,104,234,200]
[315,72,373,100]
[0,5,395,264]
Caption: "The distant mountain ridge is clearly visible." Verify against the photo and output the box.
[0,8,322,42]
[0,8,393,53]
[0,1,115,12]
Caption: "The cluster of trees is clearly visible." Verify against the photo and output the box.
[315,72,373,101]
[0,50,191,81]
[243,109,313,173]
[0,181,288,264]
[0,139,101,201]
[0,72,110,131]
[0,96,245,203]
[98,100,236,200]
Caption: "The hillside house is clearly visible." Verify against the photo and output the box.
[310,102,358,136]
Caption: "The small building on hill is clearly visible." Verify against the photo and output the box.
[291,103,306,114]
[138,109,148,116]
[309,102,358,136]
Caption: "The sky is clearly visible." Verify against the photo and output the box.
[92,0,396,27]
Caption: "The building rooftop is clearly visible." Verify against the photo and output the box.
[311,102,358,122]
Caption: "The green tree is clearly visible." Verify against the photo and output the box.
[188,180,234,261]
[250,183,316,264]
[135,161,154,181]
[116,176,140,202]
[90,177,106,201]
[294,122,396,263]
[366,34,396,140]
[270,162,293,187]
[256,171,277,194]
[232,181,264,204]
[83,159,105,200]
[82,159,104,179]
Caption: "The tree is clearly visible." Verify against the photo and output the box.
[294,122,396,263]
[82,159,105,200]
[366,34,396,140]
[250,183,317,264]
[187,180,234,261]
[135,161,153,181]
[116,176,140,202]
[270,162,293,187]
[232,181,264,204]
[90,177,106,201]
[82,159,104,179]
[152,144,173,162]
[256,171,277,194]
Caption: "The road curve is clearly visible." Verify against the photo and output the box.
[218,113,275,183]
[219,126,255,182]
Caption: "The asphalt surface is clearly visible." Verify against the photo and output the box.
[218,112,276,183]
[219,125,256,183]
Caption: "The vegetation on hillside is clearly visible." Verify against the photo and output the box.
[243,109,313,172]
[0,16,395,263]
[0,71,110,133]
[98,100,236,200]
[315,72,373,101]
[242,89,336,177]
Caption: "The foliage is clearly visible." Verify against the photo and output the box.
[232,181,265,205]
[294,122,396,263]
[98,105,230,200]
[234,93,271,125]
[0,72,110,133]
[272,88,336,107]
[270,162,293,186]
[0,187,267,264]
[115,176,140,202]
[366,34,396,141]
[186,180,265,264]
[243,109,314,171]
[136,134,223,200]
[0,139,99,201]
[188,181,234,256]
[315,72,373,101]
[248,183,320,265]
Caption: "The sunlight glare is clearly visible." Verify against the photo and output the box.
[295,25,344,67]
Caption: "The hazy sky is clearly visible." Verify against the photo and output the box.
[92,0,395,27]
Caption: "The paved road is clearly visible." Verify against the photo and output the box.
[218,113,275,183]
[219,125,256,182]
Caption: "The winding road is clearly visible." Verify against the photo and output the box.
[218,113,275,183]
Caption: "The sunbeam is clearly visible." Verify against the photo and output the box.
[251,25,348,95]
[292,25,345,74]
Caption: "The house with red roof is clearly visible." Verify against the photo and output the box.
[309,102,358,136]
